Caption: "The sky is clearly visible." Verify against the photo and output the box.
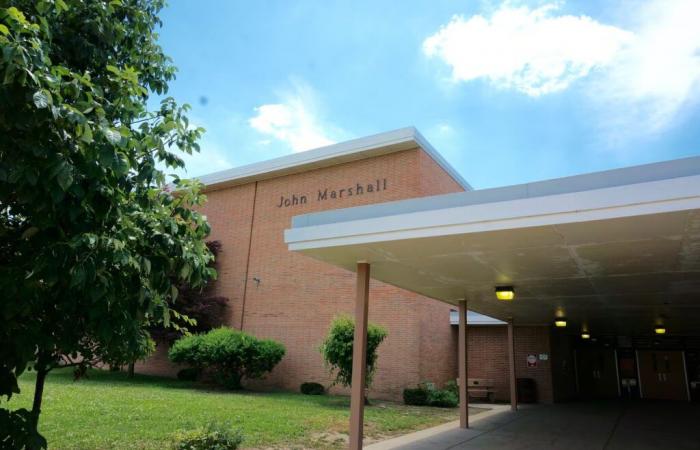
[155,0,700,189]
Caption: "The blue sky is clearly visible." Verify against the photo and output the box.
[156,0,700,189]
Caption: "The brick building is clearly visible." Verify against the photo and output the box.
[138,128,558,402]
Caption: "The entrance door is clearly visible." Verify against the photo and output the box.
[576,349,619,399]
[637,350,688,401]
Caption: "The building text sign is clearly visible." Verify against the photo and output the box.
[276,178,388,208]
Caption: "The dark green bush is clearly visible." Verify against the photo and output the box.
[404,381,459,407]
[403,387,429,406]
[169,327,285,389]
[444,380,458,397]
[173,421,243,450]
[300,382,325,395]
[428,389,459,408]
[177,367,201,381]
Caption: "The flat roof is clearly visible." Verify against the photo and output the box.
[196,127,472,191]
[292,155,700,228]
[285,154,700,335]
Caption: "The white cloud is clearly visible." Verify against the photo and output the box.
[423,3,633,96]
[424,0,700,137]
[249,82,338,152]
[594,0,700,135]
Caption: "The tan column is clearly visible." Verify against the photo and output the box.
[458,300,469,428]
[507,317,517,411]
[349,262,370,450]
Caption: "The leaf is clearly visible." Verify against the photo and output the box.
[32,90,51,109]
[21,227,39,240]
[80,124,93,143]
[102,127,121,145]
[55,0,69,13]
[113,153,129,176]
[55,163,73,191]
[0,25,8,36]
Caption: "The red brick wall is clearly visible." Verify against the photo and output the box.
[137,147,560,403]
[138,147,474,400]
[454,325,554,404]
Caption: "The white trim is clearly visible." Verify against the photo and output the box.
[194,127,471,191]
[286,173,700,250]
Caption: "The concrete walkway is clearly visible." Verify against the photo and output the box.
[366,401,700,450]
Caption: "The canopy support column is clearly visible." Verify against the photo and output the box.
[349,262,370,450]
[507,317,518,411]
[458,300,469,428]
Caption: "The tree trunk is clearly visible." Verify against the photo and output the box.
[127,362,135,378]
[31,366,48,426]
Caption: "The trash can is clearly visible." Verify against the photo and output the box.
[517,378,537,403]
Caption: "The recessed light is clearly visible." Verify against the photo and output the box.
[495,286,515,301]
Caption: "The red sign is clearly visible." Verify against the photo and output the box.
[527,354,538,368]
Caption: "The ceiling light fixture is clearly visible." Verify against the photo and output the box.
[495,286,515,301]
[581,332,590,339]
[654,326,666,335]
[554,318,567,328]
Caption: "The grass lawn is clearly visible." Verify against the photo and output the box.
[10,369,484,449]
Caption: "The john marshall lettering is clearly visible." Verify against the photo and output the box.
[276,178,388,208]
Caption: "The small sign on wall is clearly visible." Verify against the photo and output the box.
[526,354,538,368]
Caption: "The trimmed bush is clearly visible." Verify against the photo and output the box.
[428,389,459,408]
[444,380,458,397]
[403,381,459,408]
[173,421,243,450]
[177,367,200,381]
[300,382,325,395]
[169,327,285,390]
[403,387,429,406]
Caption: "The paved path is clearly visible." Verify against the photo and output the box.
[367,401,700,450]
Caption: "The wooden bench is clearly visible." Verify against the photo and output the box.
[465,378,497,402]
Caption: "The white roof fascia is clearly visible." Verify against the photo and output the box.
[285,173,700,251]
[194,127,471,191]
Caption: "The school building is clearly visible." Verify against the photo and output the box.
[138,128,700,416]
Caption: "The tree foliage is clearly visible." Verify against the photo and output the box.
[319,316,387,390]
[152,240,229,342]
[169,328,286,390]
[0,1,214,447]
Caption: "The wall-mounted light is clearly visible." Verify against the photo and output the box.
[654,326,666,335]
[495,286,515,301]
[554,318,567,328]
[581,332,590,339]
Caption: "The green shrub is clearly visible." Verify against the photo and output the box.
[300,382,325,395]
[319,316,387,389]
[428,389,459,408]
[169,327,285,389]
[444,379,458,397]
[173,422,243,450]
[177,367,200,381]
[404,381,459,407]
[403,387,429,406]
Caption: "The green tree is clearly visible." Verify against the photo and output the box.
[0,1,214,447]
[169,328,286,390]
[319,316,387,404]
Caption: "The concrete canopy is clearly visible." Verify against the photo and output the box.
[285,156,700,337]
